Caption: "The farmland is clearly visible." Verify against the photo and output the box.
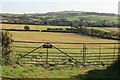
[1,24,117,43]
[104,27,119,32]
[1,12,119,80]
[1,24,70,30]
[1,11,118,23]
[86,27,119,33]
[1,0,119,78]
[1,23,119,79]
[86,27,110,32]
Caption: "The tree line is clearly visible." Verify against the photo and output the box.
[42,27,120,40]
[2,19,118,27]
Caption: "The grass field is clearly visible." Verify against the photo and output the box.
[104,27,119,32]
[86,27,110,32]
[11,31,117,43]
[1,24,117,43]
[67,15,118,23]
[1,24,70,30]
[86,27,119,33]
[2,65,105,78]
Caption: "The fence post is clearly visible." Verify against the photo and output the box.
[117,44,120,59]
[113,43,116,63]
[99,44,101,64]
[82,43,87,66]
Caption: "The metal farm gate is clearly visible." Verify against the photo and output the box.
[13,41,120,66]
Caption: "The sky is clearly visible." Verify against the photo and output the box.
[0,0,119,14]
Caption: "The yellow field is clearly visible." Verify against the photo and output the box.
[1,24,118,43]
[104,27,119,32]
[1,24,70,30]
[10,31,118,43]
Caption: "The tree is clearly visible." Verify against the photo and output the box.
[1,30,13,65]
[43,20,49,25]
[70,21,74,29]
[24,25,30,30]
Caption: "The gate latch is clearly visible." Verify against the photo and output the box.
[43,43,53,48]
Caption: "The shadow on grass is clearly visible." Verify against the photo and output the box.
[72,57,120,80]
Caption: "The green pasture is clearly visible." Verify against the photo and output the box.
[11,41,119,67]
[104,27,119,32]
[86,27,110,32]
[67,15,117,23]
[2,65,105,78]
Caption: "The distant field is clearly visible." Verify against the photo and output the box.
[67,15,118,23]
[1,24,117,43]
[87,27,119,33]
[104,27,119,32]
[1,24,70,30]
[10,31,117,43]
[86,27,110,32]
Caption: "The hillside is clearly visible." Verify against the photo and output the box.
[1,11,118,23]
[42,11,117,22]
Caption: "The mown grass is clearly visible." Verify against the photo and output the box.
[11,31,117,43]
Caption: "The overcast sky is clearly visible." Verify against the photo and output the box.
[0,0,119,14]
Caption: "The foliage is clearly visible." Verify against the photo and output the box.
[1,11,118,27]
[44,26,119,40]
[24,26,30,30]
[1,31,13,65]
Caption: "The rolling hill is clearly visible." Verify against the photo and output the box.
[1,11,118,23]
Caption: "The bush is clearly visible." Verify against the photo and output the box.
[24,25,30,30]
[1,30,13,65]
[46,28,64,31]
[65,28,77,32]
[47,28,53,31]
[114,33,120,39]
[55,28,63,31]
[80,28,91,34]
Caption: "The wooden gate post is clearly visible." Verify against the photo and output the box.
[117,43,120,60]
[99,44,101,64]
[113,43,116,62]
[82,43,87,66]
